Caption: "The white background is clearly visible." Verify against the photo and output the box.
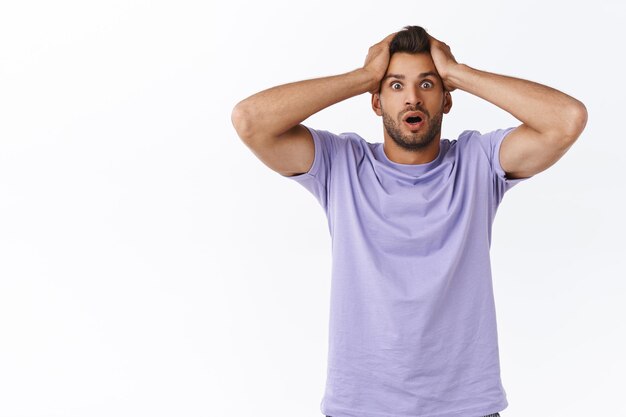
[1,0,624,416]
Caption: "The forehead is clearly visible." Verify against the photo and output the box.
[385,52,438,78]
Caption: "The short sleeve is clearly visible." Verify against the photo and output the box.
[280,125,339,211]
[472,127,533,203]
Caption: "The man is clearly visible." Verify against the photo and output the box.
[231,26,587,417]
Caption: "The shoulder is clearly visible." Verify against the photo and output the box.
[336,130,368,144]
[306,126,360,146]
[456,129,483,146]
[319,128,370,152]
[455,128,516,158]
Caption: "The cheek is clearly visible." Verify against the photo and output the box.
[380,95,397,111]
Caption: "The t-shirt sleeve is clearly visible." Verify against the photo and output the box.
[475,127,533,202]
[280,125,339,211]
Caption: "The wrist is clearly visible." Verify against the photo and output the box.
[354,67,382,94]
[444,63,473,91]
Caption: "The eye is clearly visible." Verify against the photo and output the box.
[390,82,402,90]
[421,80,434,89]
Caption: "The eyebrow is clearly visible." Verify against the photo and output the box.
[382,71,439,81]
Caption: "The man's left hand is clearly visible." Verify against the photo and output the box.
[428,34,461,92]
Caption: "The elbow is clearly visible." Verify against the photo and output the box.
[231,101,254,141]
[561,100,588,142]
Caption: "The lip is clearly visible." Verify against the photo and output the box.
[402,110,426,123]
[403,119,424,131]
[402,111,426,131]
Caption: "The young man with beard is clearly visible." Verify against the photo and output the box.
[231,26,586,417]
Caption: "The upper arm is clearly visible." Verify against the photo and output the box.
[498,124,577,179]
[239,124,315,177]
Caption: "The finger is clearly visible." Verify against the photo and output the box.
[427,33,441,45]
[382,32,398,44]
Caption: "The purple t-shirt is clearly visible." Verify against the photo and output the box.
[282,125,531,417]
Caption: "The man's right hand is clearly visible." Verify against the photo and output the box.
[362,32,397,95]
[233,34,396,150]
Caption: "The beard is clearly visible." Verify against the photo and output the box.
[382,105,443,151]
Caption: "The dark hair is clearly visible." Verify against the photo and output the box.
[389,25,430,56]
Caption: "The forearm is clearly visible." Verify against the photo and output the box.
[448,64,587,141]
[232,68,374,140]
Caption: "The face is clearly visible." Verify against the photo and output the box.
[372,52,452,151]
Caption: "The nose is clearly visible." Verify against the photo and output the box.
[405,85,423,107]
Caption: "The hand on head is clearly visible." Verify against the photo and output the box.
[426,34,459,92]
[362,30,460,95]
[362,32,398,95]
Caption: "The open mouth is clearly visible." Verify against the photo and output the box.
[403,112,425,130]
[406,116,422,124]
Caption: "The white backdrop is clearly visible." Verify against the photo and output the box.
[1,0,624,416]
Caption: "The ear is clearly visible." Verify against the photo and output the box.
[371,92,383,116]
[443,90,453,114]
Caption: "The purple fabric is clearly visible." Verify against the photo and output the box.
[282,125,531,417]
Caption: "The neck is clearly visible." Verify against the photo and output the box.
[382,135,441,165]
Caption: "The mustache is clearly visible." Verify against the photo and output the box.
[401,106,430,118]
